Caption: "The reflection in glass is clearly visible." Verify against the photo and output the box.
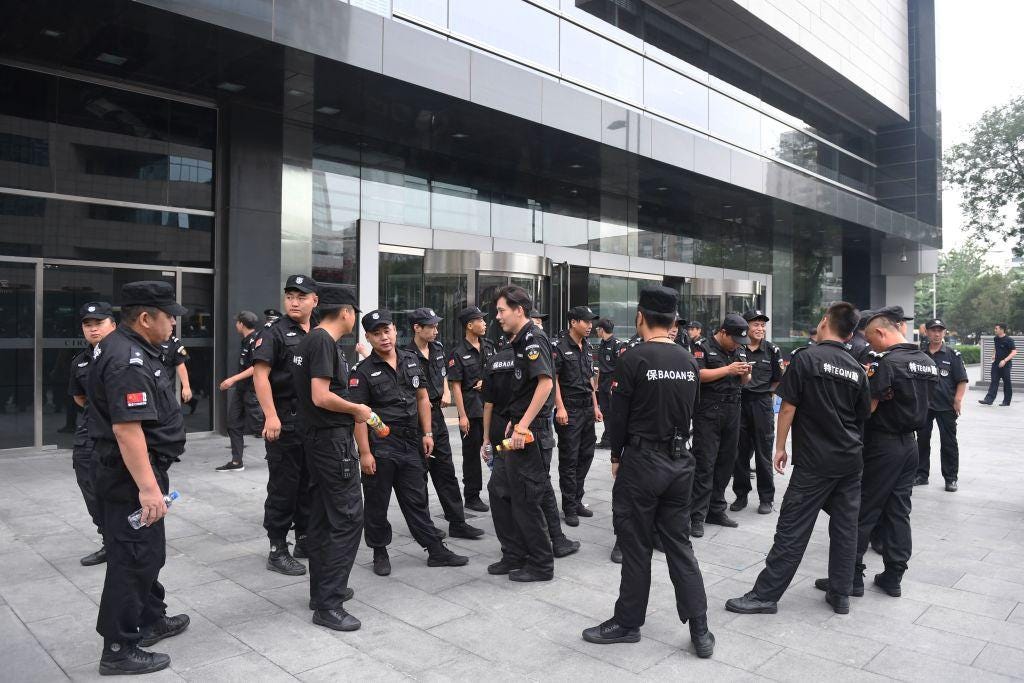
[588,272,639,340]
[361,168,430,227]
[181,273,214,432]
[560,20,643,103]
[643,60,708,130]
[431,182,490,235]
[0,261,35,447]
[378,252,425,349]
[450,0,559,70]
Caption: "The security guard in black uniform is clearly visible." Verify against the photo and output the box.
[916,318,968,491]
[731,309,783,515]
[817,305,936,599]
[685,321,704,346]
[265,308,282,324]
[88,281,190,675]
[252,274,317,576]
[406,307,485,540]
[674,317,691,352]
[582,286,714,658]
[68,301,117,567]
[553,305,601,526]
[846,317,873,366]
[349,310,469,576]
[217,310,262,472]
[159,332,193,414]
[726,302,871,616]
[290,285,366,632]
[448,306,495,511]
[484,285,558,581]
[594,319,626,448]
[690,315,751,535]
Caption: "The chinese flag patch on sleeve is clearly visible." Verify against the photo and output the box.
[126,392,148,407]
[349,378,359,387]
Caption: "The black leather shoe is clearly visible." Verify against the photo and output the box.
[581,618,640,644]
[80,546,107,566]
[757,501,773,515]
[427,542,469,567]
[945,479,958,492]
[690,520,704,538]
[874,571,902,597]
[999,402,1012,406]
[432,526,448,540]
[98,645,170,676]
[564,511,580,527]
[292,534,309,559]
[688,614,715,658]
[449,521,485,539]
[309,587,354,610]
[267,543,306,576]
[487,559,524,575]
[373,548,391,576]
[509,567,553,582]
[610,542,622,564]
[552,536,581,558]
[139,614,190,647]
[576,504,594,518]
[313,608,361,631]
[978,399,993,405]
[724,592,778,614]
[730,494,748,512]
[705,513,739,528]
[815,570,864,597]
[826,591,850,614]
[464,497,490,513]
[913,476,928,486]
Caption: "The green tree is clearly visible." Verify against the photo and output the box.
[944,94,1024,256]
[914,243,990,323]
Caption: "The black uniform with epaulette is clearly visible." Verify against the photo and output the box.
[553,306,600,522]
[448,306,495,506]
[87,282,189,674]
[916,319,968,488]
[68,301,114,566]
[727,334,870,613]
[690,315,750,532]
[349,310,468,573]
[405,307,483,540]
[486,318,556,580]
[226,326,263,463]
[732,309,784,512]
[251,275,315,574]
[289,285,363,628]
[595,330,627,448]
[582,286,714,655]
[855,307,937,593]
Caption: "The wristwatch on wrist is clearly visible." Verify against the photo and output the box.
[424,432,433,438]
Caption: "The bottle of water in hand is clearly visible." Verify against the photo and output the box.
[128,490,180,529]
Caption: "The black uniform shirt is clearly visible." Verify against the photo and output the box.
[86,325,185,458]
[236,330,259,392]
[553,334,596,403]
[405,340,448,403]
[291,327,353,430]
[775,340,871,477]
[347,349,425,428]
[251,316,309,408]
[68,347,94,448]
[625,334,644,350]
[867,342,938,434]
[482,346,516,419]
[923,343,968,413]
[845,332,872,366]
[448,337,495,419]
[994,334,1017,362]
[693,335,748,400]
[607,341,700,461]
[742,340,784,394]
[507,321,554,422]
[159,335,188,369]
[597,336,626,388]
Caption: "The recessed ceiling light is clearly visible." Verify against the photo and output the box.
[286,89,306,96]
[451,132,469,139]
[569,188,579,196]
[216,81,245,92]
[96,52,127,66]
[656,186,668,191]
[569,163,583,169]
[316,106,340,115]
[41,29,63,38]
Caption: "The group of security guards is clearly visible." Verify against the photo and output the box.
[69,271,972,674]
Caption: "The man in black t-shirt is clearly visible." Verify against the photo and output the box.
[916,319,968,491]
[980,322,1017,406]
[582,286,714,658]
[217,310,262,472]
[448,306,495,511]
[291,285,367,632]
[595,319,626,449]
[726,302,870,617]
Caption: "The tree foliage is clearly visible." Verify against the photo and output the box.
[944,94,1024,256]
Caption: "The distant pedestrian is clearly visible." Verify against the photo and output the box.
[979,322,1016,406]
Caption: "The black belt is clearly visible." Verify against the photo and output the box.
[628,436,687,459]
[869,431,916,440]
[700,393,741,404]
[308,424,353,437]
[563,397,593,409]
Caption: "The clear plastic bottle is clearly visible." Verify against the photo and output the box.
[482,443,494,470]
[367,412,390,437]
[128,490,180,529]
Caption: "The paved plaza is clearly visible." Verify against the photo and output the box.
[2,373,1024,681]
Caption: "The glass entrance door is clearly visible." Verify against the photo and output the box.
[0,261,36,448]
[477,272,548,343]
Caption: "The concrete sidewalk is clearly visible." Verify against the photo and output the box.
[2,396,1024,681]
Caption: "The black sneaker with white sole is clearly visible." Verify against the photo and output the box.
[215,460,244,472]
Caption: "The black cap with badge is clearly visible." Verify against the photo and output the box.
[743,308,769,323]
[637,285,678,316]
[410,307,442,326]
[719,313,750,345]
[568,305,599,321]
[687,320,703,331]
[284,274,317,294]
[316,284,359,313]
[529,309,549,321]
[361,309,394,333]
[458,306,485,327]
[80,301,114,322]
[925,318,946,330]
[861,305,913,326]
[121,281,187,316]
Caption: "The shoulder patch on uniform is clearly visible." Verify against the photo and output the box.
[126,392,148,407]
[93,346,102,359]
[77,361,89,368]
[449,358,457,366]
[285,332,297,337]
[254,337,263,348]
[349,377,359,387]
[370,370,382,377]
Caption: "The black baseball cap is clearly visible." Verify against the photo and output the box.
[861,306,913,326]
[675,315,689,327]
[317,284,359,313]
[743,308,769,323]
[687,320,703,330]
[458,306,485,327]
[121,281,187,316]
[719,313,749,345]
[264,308,282,321]
[284,274,317,294]
[529,309,549,321]
[925,318,946,330]
[80,301,113,322]
[410,307,442,326]
[637,285,677,316]
[568,305,599,321]
[361,309,393,333]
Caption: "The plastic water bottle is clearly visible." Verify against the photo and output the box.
[482,443,494,470]
[128,491,180,529]
[367,412,390,437]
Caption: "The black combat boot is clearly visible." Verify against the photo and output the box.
[266,540,306,576]
[688,614,715,658]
